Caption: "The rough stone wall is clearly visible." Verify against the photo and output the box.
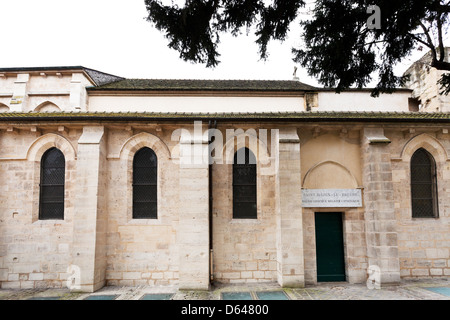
[212,126,278,284]
[0,129,79,289]
[388,129,450,278]
[275,128,304,287]
[177,123,210,290]
[342,208,368,283]
[1,123,450,291]
[212,165,277,284]
[71,126,108,292]
[104,128,181,287]
[361,128,401,285]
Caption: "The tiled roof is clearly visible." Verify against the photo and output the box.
[0,111,449,122]
[87,79,318,92]
[82,68,125,86]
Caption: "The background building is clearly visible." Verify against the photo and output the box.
[403,47,450,112]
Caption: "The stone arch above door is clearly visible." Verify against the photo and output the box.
[303,160,359,189]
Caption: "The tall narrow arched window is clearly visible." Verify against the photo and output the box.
[39,148,65,220]
[233,147,257,219]
[133,147,157,219]
[411,148,438,218]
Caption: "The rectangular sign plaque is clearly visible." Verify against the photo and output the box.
[302,189,362,208]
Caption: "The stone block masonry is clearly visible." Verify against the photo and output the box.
[389,130,450,280]
[361,128,401,285]
[0,124,449,292]
[275,128,305,287]
[71,126,107,292]
[178,125,210,290]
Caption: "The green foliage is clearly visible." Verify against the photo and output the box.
[145,0,222,67]
[145,0,305,67]
[294,0,449,96]
[144,0,450,96]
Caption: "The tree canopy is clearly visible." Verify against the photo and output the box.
[144,0,450,96]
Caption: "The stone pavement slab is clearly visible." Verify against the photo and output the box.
[0,278,448,300]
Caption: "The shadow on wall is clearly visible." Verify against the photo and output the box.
[303,161,359,189]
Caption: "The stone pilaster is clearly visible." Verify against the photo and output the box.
[275,128,305,287]
[362,128,400,285]
[177,123,210,290]
[9,74,29,112]
[69,73,87,111]
[71,126,107,292]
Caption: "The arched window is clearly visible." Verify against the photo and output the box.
[233,147,257,219]
[39,148,65,220]
[411,148,438,218]
[133,147,157,219]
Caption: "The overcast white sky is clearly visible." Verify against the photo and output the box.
[0,0,430,87]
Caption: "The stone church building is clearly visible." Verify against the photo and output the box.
[0,61,448,292]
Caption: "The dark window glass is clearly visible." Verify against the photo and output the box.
[233,147,257,219]
[133,147,157,219]
[411,148,438,218]
[39,148,65,220]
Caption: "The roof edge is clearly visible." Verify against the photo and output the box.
[0,111,448,123]
[0,66,125,87]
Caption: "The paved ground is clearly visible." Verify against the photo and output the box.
[0,278,449,300]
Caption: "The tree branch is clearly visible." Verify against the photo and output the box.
[431,60,450,71]
[419,20,438,61]
[436,8,445,62]
[363,40,388,46]
[438,3,450,13]
[408,32,435,50]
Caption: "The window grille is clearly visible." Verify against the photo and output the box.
[411,148,438,218]
[133,147,157,219]
[233,147,257,219]
[39,148,65,220]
